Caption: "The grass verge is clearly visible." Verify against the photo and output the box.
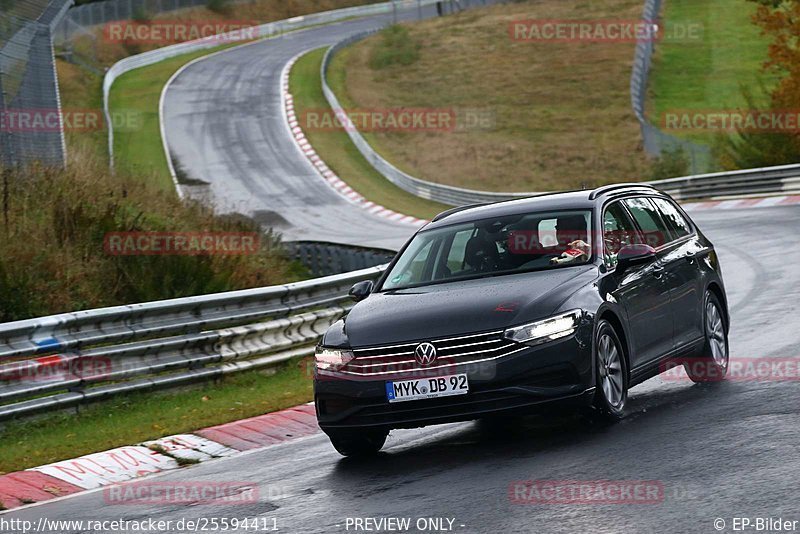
[649,0,777,144]
[0,357,314,474]
[290,48,449,220]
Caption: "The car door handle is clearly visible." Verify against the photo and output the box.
[685,251,696,263]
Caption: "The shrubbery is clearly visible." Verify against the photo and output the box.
[0,148,304,322]
[369,25,421,70]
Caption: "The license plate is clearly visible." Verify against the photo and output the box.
[386,374,469,403]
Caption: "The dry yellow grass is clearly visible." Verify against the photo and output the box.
[335,0,652,192]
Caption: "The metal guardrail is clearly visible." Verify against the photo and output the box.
[104,0,441,171]
[320,30,535,207]
[0,265,386,420]
[650,163,800,201]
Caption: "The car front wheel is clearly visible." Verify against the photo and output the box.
[590,320,628,421]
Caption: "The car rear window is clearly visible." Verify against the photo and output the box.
[651,197,693,241]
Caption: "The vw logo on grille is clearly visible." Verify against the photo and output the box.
[414,342,438,366]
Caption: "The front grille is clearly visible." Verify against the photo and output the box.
[340,331,525,377]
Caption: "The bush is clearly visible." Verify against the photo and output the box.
[206,0,232,15]
[369,25,421,70]
[650,146,690,180]
[0,148,304,322]
[132,7,152,23]
[713,87,800,169]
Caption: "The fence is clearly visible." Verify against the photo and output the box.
[59,0,493,40]
[0,0,73,168]
[630,0,710,174]
[0,264,386,420]
[63,0,210,38]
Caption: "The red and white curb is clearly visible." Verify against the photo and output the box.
[0,403,320,511]
[682,195,800,211]
[280,55,428,227]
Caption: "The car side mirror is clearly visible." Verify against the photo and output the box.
[349,280,374,302]
[616,244,657,273]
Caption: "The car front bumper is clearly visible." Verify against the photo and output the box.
[314,334,594,431]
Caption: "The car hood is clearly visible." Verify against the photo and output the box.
[338,265,597,347]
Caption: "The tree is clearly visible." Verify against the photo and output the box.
[720,0,800,168]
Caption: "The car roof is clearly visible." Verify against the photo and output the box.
[424,185,665,230]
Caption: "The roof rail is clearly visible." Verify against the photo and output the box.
[431,203,488,222]
[588,183,657,200]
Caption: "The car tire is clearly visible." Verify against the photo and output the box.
[684,291,729,383]
[589,320,628,422]
[327,429,388,457]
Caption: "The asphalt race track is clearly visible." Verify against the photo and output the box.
[7,204,799,533]
[161,6,453,249]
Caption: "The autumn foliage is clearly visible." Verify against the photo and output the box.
[719,0,800,168]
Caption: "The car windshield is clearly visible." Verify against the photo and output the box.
[381,210,594,291]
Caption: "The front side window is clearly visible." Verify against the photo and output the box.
[602,202,638,268]
[623,197,671,249]
[381,210,593,291]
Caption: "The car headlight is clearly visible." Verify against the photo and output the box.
[314,347,355,371]
[502,310,582,346]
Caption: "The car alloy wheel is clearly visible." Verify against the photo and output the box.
[685,291,729,383]
[591,320,628,421]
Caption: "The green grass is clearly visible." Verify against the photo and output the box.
[0,358,314,474]
[109,44,240,192]
[290,48,449,220]
[649,0,777,143]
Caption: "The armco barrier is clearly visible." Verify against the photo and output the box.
[650,163,800,201]
[104,0,443,173]
[0,265,386,421]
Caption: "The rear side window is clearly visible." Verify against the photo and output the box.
[622,197,671,249]
[651,197,693,241]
